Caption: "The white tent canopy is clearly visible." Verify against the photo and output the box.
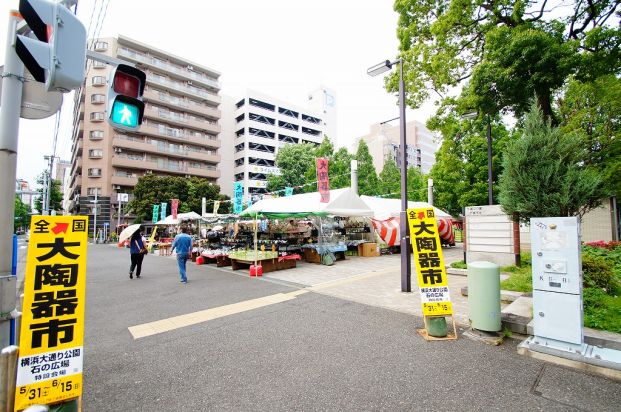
[360,196,452,221]
[155,211,202,225]
[241,188,374,218]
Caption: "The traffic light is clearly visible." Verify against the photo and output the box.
[15,0,86,92]
[107,64,146,131]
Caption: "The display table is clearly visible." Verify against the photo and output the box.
[302,244,347,264]
[228,251,300,273]
[157,243,172,256]
[201,251,232,267]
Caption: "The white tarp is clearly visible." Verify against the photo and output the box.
[155,211,202,225]
[360,196,451,221]
[241,188,374,218]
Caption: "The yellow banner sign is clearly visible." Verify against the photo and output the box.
[15,216,89,411]
[406,208,453,316]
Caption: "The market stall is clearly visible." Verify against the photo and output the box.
[240,188,375,265]
[359,196,455,247]
[154,212,203,257]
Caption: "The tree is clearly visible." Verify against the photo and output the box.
[329,147,353,190]
[267,143,316,195]
[392,1,621,122]
[498,103,606,222]
[129,175,229,222]
[407,166,427,202]
[355,140,380,195]
[34,171,63,213]
[558,75,621,198]
[378,159,401,198]
[14,197,31,232]
[428,116,511,216]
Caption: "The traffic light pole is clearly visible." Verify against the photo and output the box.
[0,10,25,348]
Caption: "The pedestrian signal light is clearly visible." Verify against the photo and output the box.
[107,64,146,131]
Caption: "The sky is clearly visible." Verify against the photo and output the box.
[0,0,436,188]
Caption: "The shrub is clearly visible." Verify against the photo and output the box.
[582,253,616,292]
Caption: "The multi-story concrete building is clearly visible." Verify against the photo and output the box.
[355,120,438,174]
[221,88,334,201]
[67,35,221,233]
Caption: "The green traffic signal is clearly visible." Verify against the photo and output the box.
[110,100,139,128]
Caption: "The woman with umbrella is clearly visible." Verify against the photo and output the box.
[120,224,147,279]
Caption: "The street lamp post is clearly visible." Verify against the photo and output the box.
[367,58,411,292]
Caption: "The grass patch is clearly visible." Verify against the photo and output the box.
[500,266,532,293]
[583,287,621,333]
[450,260,467,269]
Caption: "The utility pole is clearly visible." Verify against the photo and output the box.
[0,10,25,348]
[93,190,98,243]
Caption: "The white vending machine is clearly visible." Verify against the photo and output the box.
[530,217,584,352]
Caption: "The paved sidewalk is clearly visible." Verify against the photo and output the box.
[213,245,474,326]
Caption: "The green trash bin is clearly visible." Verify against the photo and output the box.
[467,261,501,332]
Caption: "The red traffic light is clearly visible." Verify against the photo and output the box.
[113,71,140,98]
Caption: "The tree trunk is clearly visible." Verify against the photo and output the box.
[536,90,558,126]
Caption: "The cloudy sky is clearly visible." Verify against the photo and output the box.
[1,0,435,187]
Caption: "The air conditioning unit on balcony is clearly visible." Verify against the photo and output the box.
[145,170,152,174]
[187,65,194,71]
[113,185,121,190]
[187,81,193,86]
[114,147,122,153]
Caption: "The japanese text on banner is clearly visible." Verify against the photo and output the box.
[171,199,179,220]
[15,216,89,411]
[316,158,330,203]
[233,182,244,214]
[406,208,453,316]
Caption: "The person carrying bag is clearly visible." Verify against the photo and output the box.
[129,230,146,279]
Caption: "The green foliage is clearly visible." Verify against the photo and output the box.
[355,140,380,196]
[392,0,621,123]
[583,287,621,333]
[582,254,617,292]
[34,171,63,212]
[267,143,316,194]
[559,75,621,199]
[407,166,427,201]
[429,116,510,216]
[499,267,533,293]
[329,147,353,190]
[128,175,229,222]
[498,103,605,222]
[450,260,467,269]
[378,160,400,198]
[14,197,31,232]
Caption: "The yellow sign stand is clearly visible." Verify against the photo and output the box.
[15,216,89,411]
[406,208,458,341]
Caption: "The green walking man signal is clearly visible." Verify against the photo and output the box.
[107,64,146,131]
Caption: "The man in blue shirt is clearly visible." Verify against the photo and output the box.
[172,225,192,283]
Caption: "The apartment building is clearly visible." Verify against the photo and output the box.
[356,120,438,174]
[67,35,221,233]
[221,88,334,201]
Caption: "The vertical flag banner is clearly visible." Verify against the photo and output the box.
[233,182,244,214]
[316,158,330,203]
[171,199,179,220]
[152,204,160,224]
[160,202,167,220]
[15,216,89,410]
[406,208,453,316]
[285,187,293,197]
[213,200,221,215]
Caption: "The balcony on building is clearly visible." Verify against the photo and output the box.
[143,104,220,135]
[143,87,221,119]
[145,72,221,106]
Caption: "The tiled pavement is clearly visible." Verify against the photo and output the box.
[213,245,473,326]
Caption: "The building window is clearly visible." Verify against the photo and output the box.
[91,76,106,86]
[90,112,105,122]
[89,149,103,158]
[93,41,108,51]
[91,94,105,104]
[88,168,102,177]
[87,187,102,195]
[90,130,104,140]
[93,60,106,69]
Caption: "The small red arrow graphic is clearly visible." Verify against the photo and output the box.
[51,222,69,234]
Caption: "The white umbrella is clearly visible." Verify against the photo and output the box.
[119,224,141,243]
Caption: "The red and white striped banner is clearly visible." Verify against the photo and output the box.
[372,217,455,247]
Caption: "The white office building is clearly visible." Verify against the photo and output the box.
[220,88,335,201]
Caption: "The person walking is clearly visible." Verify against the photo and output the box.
[172,225,192,284]
[129,230,146,279]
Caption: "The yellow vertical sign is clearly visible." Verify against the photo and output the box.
[406,208,453,316]
[15,216,89,411]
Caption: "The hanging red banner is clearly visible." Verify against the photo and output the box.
[316,157,330,203]
[171,199,179,219]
